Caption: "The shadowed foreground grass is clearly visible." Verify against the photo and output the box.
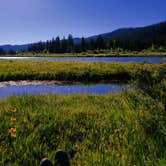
[0,91,165,165]
[0,60,165,82]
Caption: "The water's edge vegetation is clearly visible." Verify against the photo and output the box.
[3,50,166,57]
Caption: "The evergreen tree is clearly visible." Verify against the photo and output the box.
[51,38,56,53]
[81,37,86,52]
[0,48,6,55]
[89,39,96,50]
[96,35,104,50]
[67,34,74,52]
[74,44,81,53]
[55,36,61,53]
[8,49,16,55]
[61,37,67,53]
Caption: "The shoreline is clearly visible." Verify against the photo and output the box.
[2,52,166,57]
[0,80,130,87]
[0,80,65,87]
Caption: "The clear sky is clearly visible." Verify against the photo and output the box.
[0,0,165,45]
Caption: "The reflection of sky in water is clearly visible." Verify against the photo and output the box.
[0,56,165,63]
[0,84,131,98]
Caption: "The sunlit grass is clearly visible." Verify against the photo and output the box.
[0,90,165,165]
[0,60,165,82]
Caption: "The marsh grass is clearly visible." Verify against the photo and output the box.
[0,60,165,82]
[0,90,165,165]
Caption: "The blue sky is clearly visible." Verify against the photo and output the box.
[0,0,165,44]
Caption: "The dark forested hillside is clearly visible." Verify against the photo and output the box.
[88,21,166,42]
[27,20,166,53]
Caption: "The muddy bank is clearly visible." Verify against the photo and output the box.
[0,80,75,87]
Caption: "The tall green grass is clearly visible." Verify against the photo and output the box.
[0,60,165,82]
[0,90,165,165]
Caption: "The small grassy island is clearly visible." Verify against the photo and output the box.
[0,60,165,82]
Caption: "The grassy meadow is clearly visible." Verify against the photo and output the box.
[0,60,165,82]
[0,90,165,166]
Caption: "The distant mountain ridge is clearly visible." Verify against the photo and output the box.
[0,44,29,51]
[87,20,166,42]
[0,20,166,51]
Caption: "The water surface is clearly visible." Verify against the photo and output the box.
[0,56,165,63]
[0,81,131,98]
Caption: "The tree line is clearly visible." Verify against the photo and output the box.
[27,34,166,53]
[0,49,16,55]
[27,35,106,53]
[0,34,165,56]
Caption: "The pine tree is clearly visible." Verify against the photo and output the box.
[61,37,67,53]
[67,34,74,52]
[55,36,61,53]
[81,37,86,52]
[96,35,104,50]
[0,48,6,55]
[89,39,96,50]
